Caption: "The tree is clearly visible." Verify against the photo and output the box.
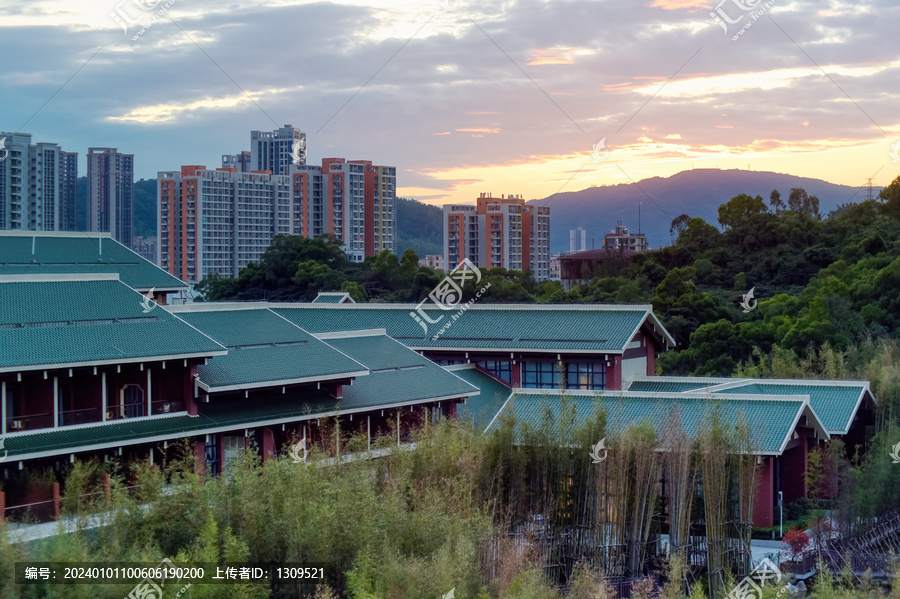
[341,280,367,303]
[782,526,809,561]
[788,188,821,220]
[769,189,784,212]
[670,213,690,236]
[293,260,345,296]
[717,193,768,229]
[674,217,720,254]
[400,248,419,279]
[878,175,900,219]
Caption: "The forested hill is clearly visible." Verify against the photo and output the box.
[531,168,872,253]
[396,197,442,257]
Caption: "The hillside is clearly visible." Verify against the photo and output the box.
[531,169,872,253]
[396,197,442,257]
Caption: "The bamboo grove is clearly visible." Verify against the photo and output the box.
[481,393,759,597]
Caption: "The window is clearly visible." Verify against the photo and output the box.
[223,435,245,472]
[120,384,145,418]
[566,362,606,390]
[478,360,512,384]
[522,361,562,389]
[205,434,219,477]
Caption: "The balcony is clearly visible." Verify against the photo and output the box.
[4,413,53,432]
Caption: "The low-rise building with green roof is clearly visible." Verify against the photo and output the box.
[0,231,187,299]
[486,388,830,527]
[628,376,875,439]
[271,302,675,392]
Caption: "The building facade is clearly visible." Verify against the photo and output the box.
[291,159,397,262]
[88,147,134,247]
[223,125,307,176]
[58,151,78,231]
[602,222,648,252]
[0,132,78,232]
[160,158,396,282]
[419,254,445,270]
[570,226,587,252]
[443,193,550,280]
[158,165,291,283]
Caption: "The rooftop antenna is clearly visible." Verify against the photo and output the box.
[638,202,642,234]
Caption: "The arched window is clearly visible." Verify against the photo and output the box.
[121,384,144,419]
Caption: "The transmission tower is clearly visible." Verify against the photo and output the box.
[864,177,875,201]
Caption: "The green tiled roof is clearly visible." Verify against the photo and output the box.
[450,367,513,431]
[486,391,811,455]
[627,380,717,393]
[0,341,478,460]
[723,381,865,434]
[629,377,869,435]
[273,304,668,353]
[0,392,340,460]
[321,334,479,408]
[0,279,225,371]
[173,309,368,390]
[0,233,186,291]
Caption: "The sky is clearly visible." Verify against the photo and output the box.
[1,0,898,206]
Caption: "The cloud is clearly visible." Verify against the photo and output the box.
[1,0,897,203]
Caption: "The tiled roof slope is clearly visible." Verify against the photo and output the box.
[0,232,186,291]
[0,277,225,372]
[486,391,826,455]
[319,333,480,408]
[628,376,870,435]
[447,366,513,431]
[273,304,674,353]
[172,308,368,391]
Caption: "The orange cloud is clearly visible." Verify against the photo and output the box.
[525,46,593,66]
[648,0,711,10]
[456,127,500,134]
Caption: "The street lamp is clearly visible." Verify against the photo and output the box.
[778,491,783,537]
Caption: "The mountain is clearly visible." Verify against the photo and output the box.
[530,169,874,253]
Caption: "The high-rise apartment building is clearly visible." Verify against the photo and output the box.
[88,147,134,247]
[0,132,78,232]
[158,165,291,283]
[443,193,551,281]
[221,151,251,172]
[569,226,587,252]
[160,158,396,282]
[291,158,396,262]
[58,151,79,231]
[252,125,306,174]
[223,125,306,175]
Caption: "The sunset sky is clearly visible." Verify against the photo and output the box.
[1,0,898,205]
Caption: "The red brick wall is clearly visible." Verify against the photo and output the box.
[753,456,775,527]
